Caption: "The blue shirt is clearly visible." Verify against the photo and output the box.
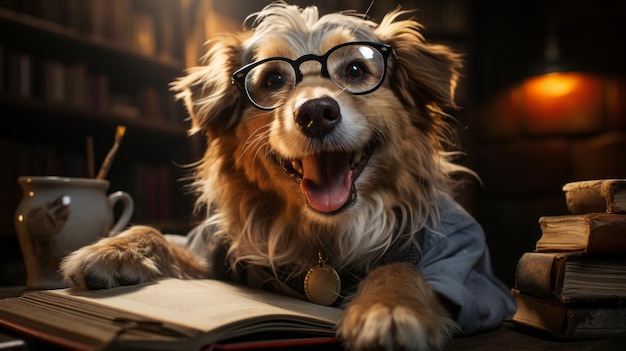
[174,193,516,336]
[418,194,516,335]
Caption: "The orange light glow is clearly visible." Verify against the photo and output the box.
[521,72,605,134]
[524,72,582,97]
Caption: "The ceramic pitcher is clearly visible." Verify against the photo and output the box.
[15,176,134,290]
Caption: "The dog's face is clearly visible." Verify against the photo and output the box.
[232,39,396,216]
[174,3,463,269]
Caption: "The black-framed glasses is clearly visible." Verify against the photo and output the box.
[231,42,394,110]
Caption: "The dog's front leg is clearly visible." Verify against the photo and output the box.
[338,263,457,351]
[60,225,209,289]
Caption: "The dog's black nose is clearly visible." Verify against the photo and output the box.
[294,97,341,139]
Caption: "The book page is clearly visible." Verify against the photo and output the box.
[48,279,342,333]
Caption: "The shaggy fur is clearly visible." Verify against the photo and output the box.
[61,2,474,350]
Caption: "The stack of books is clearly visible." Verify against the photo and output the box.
[511,179,626,339]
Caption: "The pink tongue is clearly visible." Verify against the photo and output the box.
[300,152,353,213]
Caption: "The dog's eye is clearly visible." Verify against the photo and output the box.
[345,62,367,80]
[263,72,287,90]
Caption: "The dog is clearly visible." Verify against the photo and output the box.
[61,2,515,350]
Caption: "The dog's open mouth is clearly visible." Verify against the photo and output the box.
[274,141,376,215]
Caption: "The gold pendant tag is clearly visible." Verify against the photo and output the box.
[303,253,341,306]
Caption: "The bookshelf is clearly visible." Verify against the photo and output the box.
[0,0,200,286]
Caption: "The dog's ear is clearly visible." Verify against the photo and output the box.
[171,33,245,137]
[375,11,462,111]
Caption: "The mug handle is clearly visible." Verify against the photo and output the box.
[107,191,134,236]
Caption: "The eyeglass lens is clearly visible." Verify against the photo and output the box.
[243,44,386,110]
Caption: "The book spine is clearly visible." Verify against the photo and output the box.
[515,253,560,300]
[587,215,626,253]
[511,289,567,337]
[564,180,626,214]
[604,181,626,213]
[18,53,33,98]
[565,186,609,214]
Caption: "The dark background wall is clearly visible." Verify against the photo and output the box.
[473,0,626,104]
[471,0,626,286]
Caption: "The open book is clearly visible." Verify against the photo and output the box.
[0,278,343,350]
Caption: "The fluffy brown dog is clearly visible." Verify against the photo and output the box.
[61,3,515,350]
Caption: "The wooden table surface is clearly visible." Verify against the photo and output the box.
[452,322,625,350]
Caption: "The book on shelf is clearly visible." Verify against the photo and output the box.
[535,213,626,253]
[563,179,626,214]
[0,278,342,351]
[514,251,626,304]
[131,11,157,56]
[156,6,177,63]
[42,59,66,103]
[510,289,626,340]
[64,62,88,108]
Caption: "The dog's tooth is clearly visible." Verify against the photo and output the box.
[351,151,363,168]
[292,160,304,175]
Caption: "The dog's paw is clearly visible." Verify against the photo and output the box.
[60,226,168,289]
[337,295,457,351]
